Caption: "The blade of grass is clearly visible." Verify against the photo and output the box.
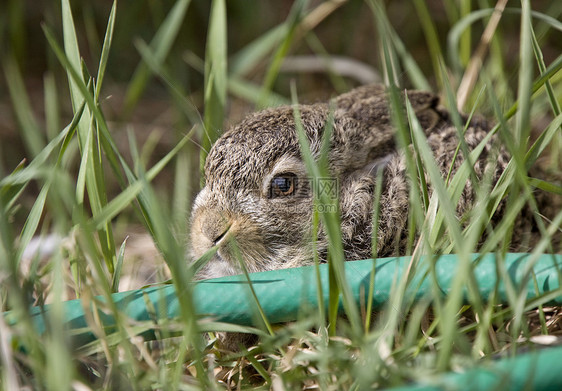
[369,0,430,90]
[290,83,362,338]
[445,86,486,185]
[231,241,275,337]
[515,0,534,156]
[365,168,384,332]
[525,112,562,170]
[459,0,471,66]
[369,0,427,240]
[91,129,193,230]
[128,168,211,389]
[201,0,227,185]
[44,247,75,391]
[230,24,289,77]
[0,101,84,205]
[111,236,127,292]
[74,114,93,205]
[448,7,562,75]
[228,78,289,107]
[232,0,348,100]
[406,98,477,370]
[131,39,202,235]
[134,39,202,125]
[482,71,552,253]
[123,0,191,114]
[303,33,350,92]
[3,56,45,157]
[0,312,20,389]
[439,61,479,189]
[259,0,307,107]
[43,72,60,141]
[438,56,562,252]
[61,0,87,131]
[527,178,562,196]
[94,0,116,98]
[456,0,508,111]
[413,0,445,88]
[60,0,118,274]
[43,25,128,184]
[312,203,326,329]
[14,184,50,267]
[529,18,562,170]
[44,21,174,239]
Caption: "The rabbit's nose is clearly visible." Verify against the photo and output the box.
[211,225,230,245]
[201,214,231,246]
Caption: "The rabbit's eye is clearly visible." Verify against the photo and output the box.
[269,174,298,198]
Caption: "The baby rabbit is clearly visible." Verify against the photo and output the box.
[190,85,549,279]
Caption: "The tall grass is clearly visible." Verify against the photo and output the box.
[1,0,561,389]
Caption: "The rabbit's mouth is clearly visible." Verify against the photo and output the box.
[196,254,240,279]
[191,212,279,277]
[193,223,313,279]
[195,243,272,279]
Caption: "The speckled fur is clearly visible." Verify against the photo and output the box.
[190,85,558,281]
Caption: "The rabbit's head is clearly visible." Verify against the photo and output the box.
[190,85,443,278]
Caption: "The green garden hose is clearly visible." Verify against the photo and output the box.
[384,343,562,391]
[11,253,562,390]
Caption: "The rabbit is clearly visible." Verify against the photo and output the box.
[189,84,557,281]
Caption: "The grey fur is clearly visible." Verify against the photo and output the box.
[190,85,557,280]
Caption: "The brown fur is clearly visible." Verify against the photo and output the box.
[190,85,559,280]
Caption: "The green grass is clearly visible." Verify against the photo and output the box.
[1,0,562,389]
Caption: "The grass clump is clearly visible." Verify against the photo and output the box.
[1,0,561,389]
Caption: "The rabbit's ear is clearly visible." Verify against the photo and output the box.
[403,90,443,131]
[331,86,445,170]
[334,85,442,132]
